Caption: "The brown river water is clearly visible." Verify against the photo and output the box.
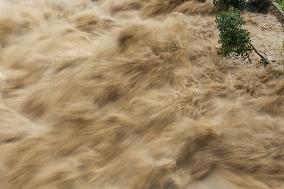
[0,0,284,188]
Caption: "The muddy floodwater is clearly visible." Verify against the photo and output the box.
[0,0,284,188]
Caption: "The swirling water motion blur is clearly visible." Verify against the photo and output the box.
[0,0,284,188]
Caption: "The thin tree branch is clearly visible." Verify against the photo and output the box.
[249,43,269,65]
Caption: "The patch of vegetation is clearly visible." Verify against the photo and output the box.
[213,0,246,10]
[246,0,270,13]
[274,0,284,10]
[214,0,271,13]
[216,8,269,65]
[281,0,284,11]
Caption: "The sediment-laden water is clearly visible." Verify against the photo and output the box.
[0,0,284,188]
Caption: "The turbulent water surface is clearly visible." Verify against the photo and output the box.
[0,0,284,188]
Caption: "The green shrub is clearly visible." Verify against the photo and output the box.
[273,0,284,11]
[213,0,246,10]
[216,8,269,65]
[246,0,270,13]
[216,8,252,60]
[213,0,271,13]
